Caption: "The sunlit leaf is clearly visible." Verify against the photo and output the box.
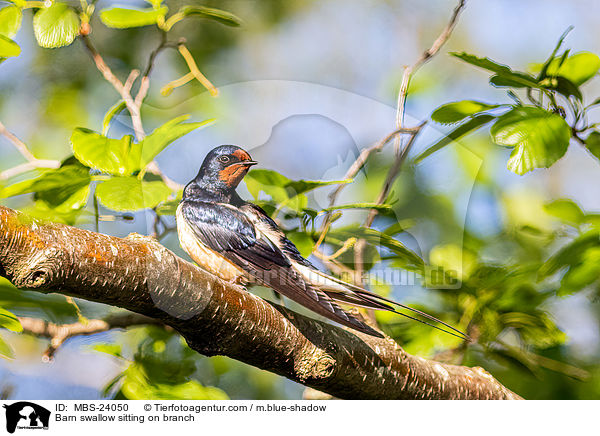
[489,72,540,89]
[93,344,123,358]
[33,3,79,48]
[139,116,214,169]
[0,5,22,38]
[245,169,349,213]
[429,244,477,281]
[431,100,500,124]
[0,336,14,360]
[544,199,584,225]
[0,34,19,57]
[71,128,138,175]
[319,203,392,213]
[285,231,313,258]
[181,6,242,26]
[451,52,515,75]
[326,226,423,270]
[539,230,600,278]
[451,52,542,90]
[1,159,91,212]
[100,6,167,29]
[156,191,183,216]
[119,363,228,400]
[0,278,79,321]
[102,101,127,136]
[95,177,171,211]
[414,114,495,164]
[542,52,600,86]
[490,106,570,175]
[0,307,22,332]
[558,247,600,295]
[585,131,600,162]
[541,76,582,101]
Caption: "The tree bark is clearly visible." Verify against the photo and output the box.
[0,206,521,399]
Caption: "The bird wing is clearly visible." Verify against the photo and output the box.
[180,200,382,337]
[239,202,468,340]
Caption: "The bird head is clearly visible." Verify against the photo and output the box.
[193,145,258,193]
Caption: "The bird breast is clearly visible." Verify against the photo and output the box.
[176,204,245,283]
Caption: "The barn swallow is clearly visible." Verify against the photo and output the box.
[176,145,467,339]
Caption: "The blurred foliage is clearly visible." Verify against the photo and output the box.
[424,28,600,175]
[0,0,599,401]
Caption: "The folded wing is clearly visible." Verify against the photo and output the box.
[180,200,383,337]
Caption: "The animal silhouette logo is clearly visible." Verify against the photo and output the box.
[3,402,50,433]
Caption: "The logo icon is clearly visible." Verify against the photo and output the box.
[3,402,50,433]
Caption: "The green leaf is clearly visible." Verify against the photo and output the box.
[93,344,123,358]
[285,231,313,258]
[451,52,541,89]
[33,3,79,48]
[489,72,541,89]
[326,226,423,270]
[245,169,349,209]
[139,116,214,169]
[0,5,22,38]
[119,363,228,400]
[539,76,582,101]
[100,6,167,29]
[429,244,477,281]
[144,0,162,8]
[544,199,584,225]
[0,336,14,360]
[431,100,500,124]
[1,159,91,212]
[156,191,183,216]
[537,26,573,80]
[585,131,600,161]
[451,52,515,76]
[0,34,19,57]
[95,177,171,211]
[180,6,242,27]
[544,52,600,86]
[558,247,600,295]
[490,107,571,175]
[0,278,79,321]
[7,0,25,7]
[539,230,600,278]
[414,114,495,164]
[102,101,127,136]
[320,203,392,213]
[71,128,138,175]
[0,307,22,332]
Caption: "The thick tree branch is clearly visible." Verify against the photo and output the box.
[0,206,520,399]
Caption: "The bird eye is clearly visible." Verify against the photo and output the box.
[218,155,231,164]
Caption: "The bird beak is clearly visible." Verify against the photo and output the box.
[241,160,258,167]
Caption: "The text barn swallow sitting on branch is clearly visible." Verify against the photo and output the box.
[176,145,467,339]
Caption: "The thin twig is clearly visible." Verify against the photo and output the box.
[0,160,60,181]
[18,313,165,362]
[365,122,426,227]
[327,126,420,207]
[81,35,146,140]
[79,35,183,191]
[136,33,178,106]
[0,121,61,180]
[313,126,418,253]
[394,0,467,154]
[0,121,36,161]
[178,44,219,96]
[352,0,467,279]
